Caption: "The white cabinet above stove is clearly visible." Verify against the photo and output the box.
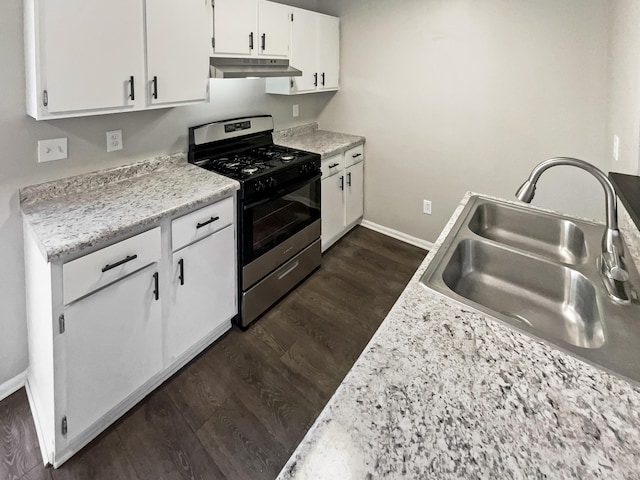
[212,0,291,58]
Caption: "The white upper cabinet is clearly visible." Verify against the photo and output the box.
[212,0,290,58]
[265,8,340,95]
[38,0,145,114]
[317,14,340,90]
[212,0,257,56]
[258,1,291,58]
[146,0,211,105]
[25,0,212,120]
[290,8,318,93]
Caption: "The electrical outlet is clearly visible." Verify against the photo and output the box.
[293,104,299,117]
[38,138,68,163]
[613,134,620,162]
[106,129,123,152]
[423,199,432,215]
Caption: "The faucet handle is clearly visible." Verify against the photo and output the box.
[602,248,630,282]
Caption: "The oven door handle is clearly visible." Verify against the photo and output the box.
[243,173,321,210]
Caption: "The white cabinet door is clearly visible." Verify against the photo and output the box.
[291,8,318,93]
[213,0,257,56]
[167,225,235,362]
[258,1,291,58]
[345,161,364,227]
[318,14,340,90]
[43,0,144,113]
[146,0,211,105]
[64,265,162,442]
[321,173,345,252]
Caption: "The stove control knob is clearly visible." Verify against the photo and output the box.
[255,180,266,193]
[266,177,277,189]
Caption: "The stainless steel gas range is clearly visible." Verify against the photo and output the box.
[188,115,321,328]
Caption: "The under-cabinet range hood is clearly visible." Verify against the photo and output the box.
[210,58,302,79]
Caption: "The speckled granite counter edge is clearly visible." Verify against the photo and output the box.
[274,124,365,159]
[20,153,239,262]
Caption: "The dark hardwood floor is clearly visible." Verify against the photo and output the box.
[0,226,426,480]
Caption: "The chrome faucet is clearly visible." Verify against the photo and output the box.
[516,157,633,304]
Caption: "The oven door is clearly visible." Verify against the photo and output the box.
[241,174,321,286]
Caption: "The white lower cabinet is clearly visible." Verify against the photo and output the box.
[64,265,162,442]
[321,155,346,251]
[345,161,364,227]
[321,145,365,252]
[24,196,237,467]
[168,225,235,362]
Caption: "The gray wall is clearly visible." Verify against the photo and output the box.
[317,0,610,243]
[607,0,640,176]
[0,0,329,387]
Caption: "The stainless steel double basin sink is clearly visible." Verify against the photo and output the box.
[421,195,640,383]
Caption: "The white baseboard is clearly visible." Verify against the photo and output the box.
[360,220,433,251]
[0,370,27,402]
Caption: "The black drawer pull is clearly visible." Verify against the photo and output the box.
[352,153,362,158]
[153,272,159,301]
[328,163,339,168]
[249,32,254,50]
[102,254,138,272]
[196,216,220,229]
[347,172,352,187]
[129,76,135,101]
[178,259,185,286]
[339,175,344,191]
[261,33,266,51]
[152,76,158,99]
[321,72,325,86]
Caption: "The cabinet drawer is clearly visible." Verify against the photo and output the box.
[63,227,161,305]
[172,196,234,252]
[345,144,364,168]
[321,154,343,179]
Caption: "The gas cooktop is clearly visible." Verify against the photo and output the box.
[194,145,313,181]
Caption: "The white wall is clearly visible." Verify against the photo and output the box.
[317,0,610,243]
[607,0,640,176]
[0,0,328,389]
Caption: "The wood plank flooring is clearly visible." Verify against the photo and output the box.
[0,226,426,480]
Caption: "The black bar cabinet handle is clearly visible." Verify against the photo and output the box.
[314,73,318,87]
[321,72,325,86]
[196,216,220,229]
[249,32,254,50]
[129,76,135,101]
[328,163,339,168]
[102,254,137,273]
[352,153,362,158]
[152,76,158,99]
[261,33,266,51]
[347,172,352,187]
[153,272,159,301]
[178,259,185,286]
[339,175,344,191]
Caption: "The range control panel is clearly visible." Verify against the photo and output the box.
[224,121,251,133]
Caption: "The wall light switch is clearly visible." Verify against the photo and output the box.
[293,104,299,117]
[107,129,123,152]
[613,134,620,162]
[38,138,68,163]
[423,199,432,215]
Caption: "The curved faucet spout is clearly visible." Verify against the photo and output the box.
[517,157,618,230]
[515,157,632,301]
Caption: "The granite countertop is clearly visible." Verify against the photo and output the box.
[277,192,640,480]
[20,153,239,262]
[274,123,365,159]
